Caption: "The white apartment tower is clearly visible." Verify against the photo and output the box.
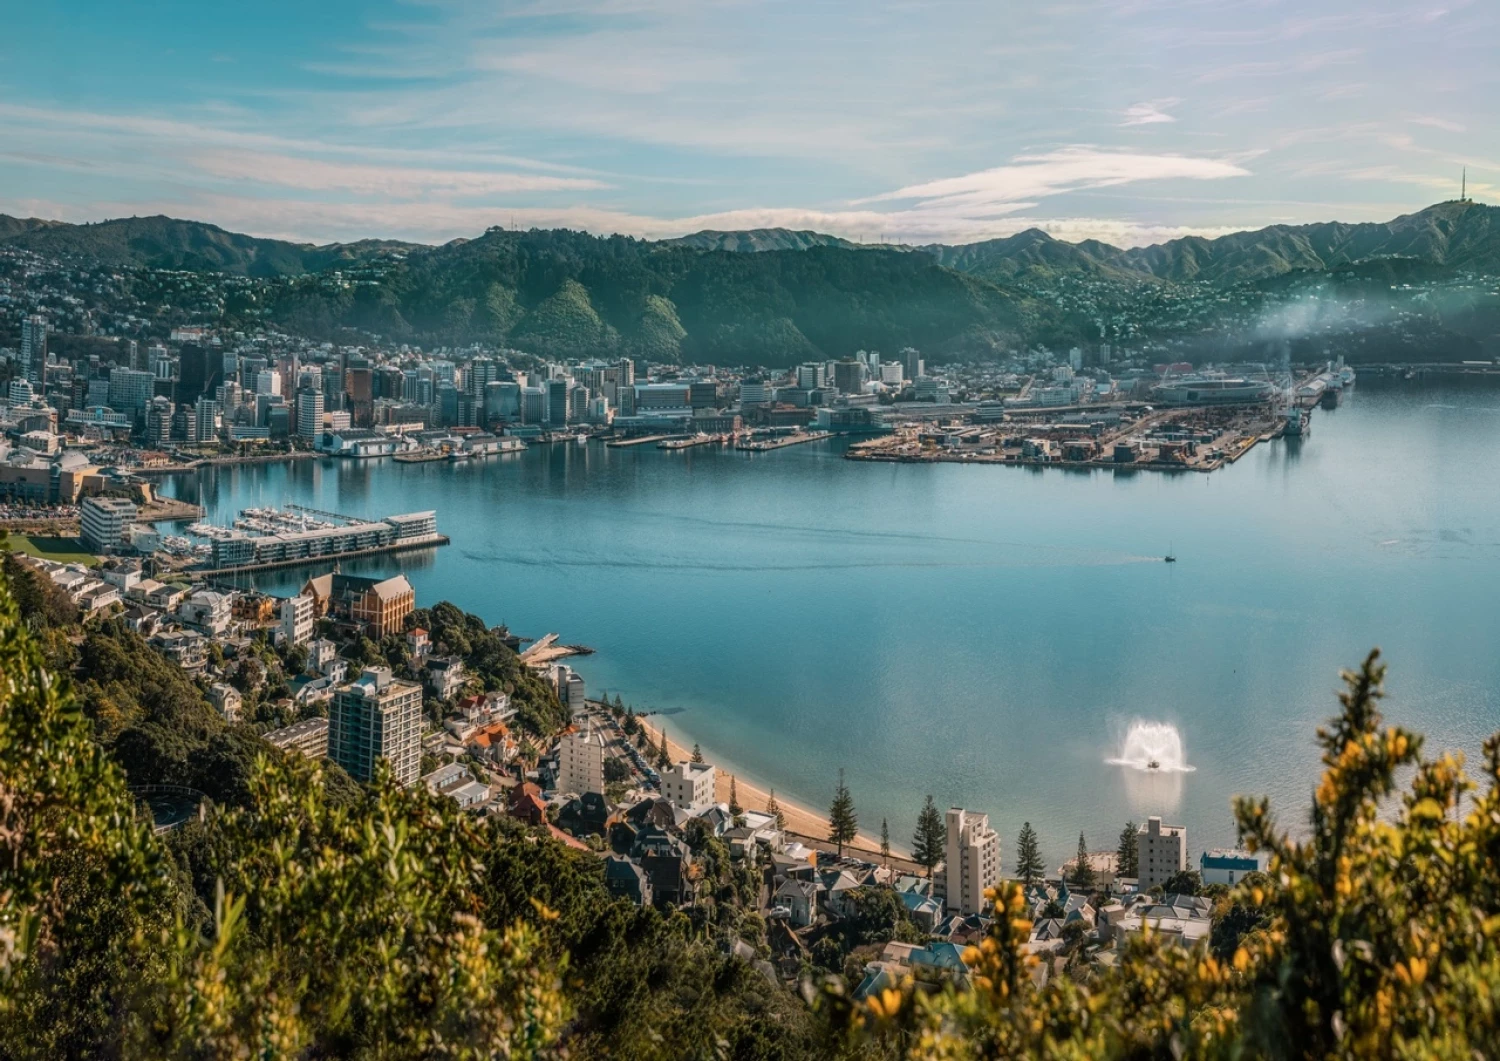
[1137,816,1187,891]
[557,720,606,797]
[662,761,716,812]
[330,667,423,787]
[941,808,1002,917]
[280,593,315,647]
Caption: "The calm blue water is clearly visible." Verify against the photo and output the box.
[164,381,1500,871]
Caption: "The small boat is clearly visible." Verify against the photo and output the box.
[1147,759,1161,770]
[1163,555,1176,563]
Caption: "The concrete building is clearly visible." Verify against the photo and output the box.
[1138,816,1188,891]
[1200,849,1268,886]
[296,387,324,439]
[21,315,47,384]
[330,667,423,787]
[940,808,1001,917]
[265,717,330,759]
[552,664,586,719]
[557,719,607,797]
[280,592,315,646]
[662,760,716,813]
[80,496,138,553]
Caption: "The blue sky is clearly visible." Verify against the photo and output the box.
[1,0,1494,247]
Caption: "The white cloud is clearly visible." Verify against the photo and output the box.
[859,149,1250,216]
[189,151,609,197]
[1121,100,1180,126]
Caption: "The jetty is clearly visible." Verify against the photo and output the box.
[735,431,834,452]
[658,434,727,450]
[518,633,593,669]
[606,435,672,448]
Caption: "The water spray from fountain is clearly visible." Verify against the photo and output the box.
[1107,721,1195,773]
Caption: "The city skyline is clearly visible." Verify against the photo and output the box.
[2,0,1496,248]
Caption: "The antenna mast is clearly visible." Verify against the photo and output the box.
[1462,167,1466,202]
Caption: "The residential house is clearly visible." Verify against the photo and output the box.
[264,717,330,759]
[1112,893,1213,948]
[424,655,466,701]
[773,878,822,927]
[632,826,695,907]
[506,782,547,826]
[1200,848,1268,886]
[557,792,612,838]
[604,856,652,906]
[208,683,242,723]
[178,590,233,636]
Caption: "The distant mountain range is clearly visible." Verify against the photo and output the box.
[2,201,1495,363]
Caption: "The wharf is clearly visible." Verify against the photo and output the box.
[138,497,204,523]
[393,450,446,464]
[735,431,834,452]
[195,533,449,577]
[518,632,593,668]
[606,434,672,448]
[658,434,726,450]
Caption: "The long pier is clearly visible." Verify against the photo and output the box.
[606,434,673,448]
[735,431,834,452]
[195,533,449,577]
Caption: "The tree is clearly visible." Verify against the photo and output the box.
[728,775,742,817]
[1070,832,1096,891]
[880,818,891,861]
[913,795,946,878]
[691,742,704,764]
[765,789,786,831]
[1015,821,1044,887]
[1160,869,1202,897]
[1117,820,1139,879]
[827,769,857,858]
[654,727,671,770]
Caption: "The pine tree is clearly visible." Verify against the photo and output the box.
[655,727,671,770]
[766,789,786,831]
[1117,821,1139,879]
[691,742,704,764]
[827,769,857,858]
[1071,831,1097,891]
[1015,821,1044,887]
[728,775,743,816]
[880,818,891,861]
[913,795,946,878]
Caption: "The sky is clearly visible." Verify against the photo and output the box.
[1,0,1495,248]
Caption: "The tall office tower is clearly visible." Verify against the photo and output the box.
[21,315,47,384]
[175,343,220,404]
[108,367,155,419]
[296,387,324,439]
[546,379,570,426]
[329,667,423,787]
[618,358,635,387]
[194,397,221,442]
[255,369,281,396]
[941,808,1001,917]
[124,339,140,371]
[467,356,500,394]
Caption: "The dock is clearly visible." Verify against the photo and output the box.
[392,450,447,464]
[735,431,834,452]
[606,434,672,448]
[518,632,593,668]
[658,434,726,450]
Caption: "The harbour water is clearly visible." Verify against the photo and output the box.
[164,380,1500,871]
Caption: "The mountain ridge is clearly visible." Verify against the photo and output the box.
[3,201,1495,287]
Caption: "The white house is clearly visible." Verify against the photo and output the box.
[662,760,716,813]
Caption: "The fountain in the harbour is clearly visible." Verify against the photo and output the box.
[1107,721,1195,773]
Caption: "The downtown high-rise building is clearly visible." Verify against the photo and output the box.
[296,387,324,440]
[21,315,47,384]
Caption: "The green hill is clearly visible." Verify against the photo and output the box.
[0,214,417,276]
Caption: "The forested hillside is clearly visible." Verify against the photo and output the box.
[4,558,1500,1058]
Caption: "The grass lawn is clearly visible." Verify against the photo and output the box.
[5,534,99,565]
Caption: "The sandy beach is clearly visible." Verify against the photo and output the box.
[634,715,909,861]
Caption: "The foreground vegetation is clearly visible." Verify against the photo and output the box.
[2,562,1499,1057]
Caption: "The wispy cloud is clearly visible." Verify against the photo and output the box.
[189,151,609,197]
[860,149,1249,215]
[1121,100,1181,126]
